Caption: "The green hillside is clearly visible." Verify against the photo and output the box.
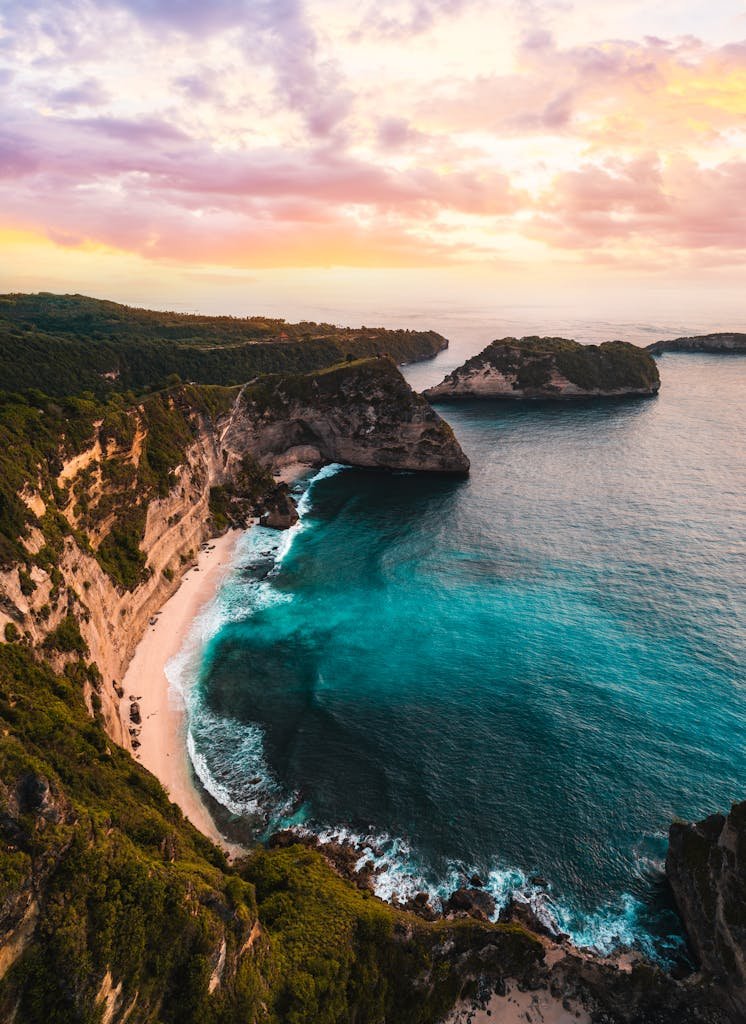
[0,293,447,398]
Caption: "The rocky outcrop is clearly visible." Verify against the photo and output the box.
[425,337,660,401]
[647,333,746,355]
[223,356,470,476]
[667,802,746,1017]
[446,887,496,922]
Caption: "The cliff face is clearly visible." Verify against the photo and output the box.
[223,357,470,476]
[667,802,746,1016]
[0,359,467,753]
[425,337,660,401]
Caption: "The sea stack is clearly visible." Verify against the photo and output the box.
[424,337,660,401]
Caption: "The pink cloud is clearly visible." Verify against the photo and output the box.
[528,157,746,253]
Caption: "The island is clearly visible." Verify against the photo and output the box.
[647,333,746,355]
[424,336,661,401]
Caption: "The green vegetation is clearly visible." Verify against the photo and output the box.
[0,642,541,1023]
[0,293,531,1021]
[42,614,88,655]
[248,844,541,1024]
[0,293,447,398]
[0,382,237,587]
[446,336,660,394]
[209,456,276,533]
[0,642,261,1024]
[241,355,426,418]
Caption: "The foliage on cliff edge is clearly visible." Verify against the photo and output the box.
[441,336,660,393]
[0,292,447,398]
[0,642,542,1023]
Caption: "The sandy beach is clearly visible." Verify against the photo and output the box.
[120,529,243,854]
[448,982,591,1024]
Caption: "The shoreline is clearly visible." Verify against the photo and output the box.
[120,528,244,855]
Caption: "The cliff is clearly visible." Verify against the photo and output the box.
[647,333,746,355]
[1,342,743,1022]
[223,357,470,477]
[0,359,467,752]
[667,802,746,1017]
[0,358,487,1023]
[424,337,660,400]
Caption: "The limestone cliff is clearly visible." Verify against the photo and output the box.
[647,333,746,355]
[0,359,467,753]
[425,337,660,401]
[223,357,470,476]
[667,802,746,1017]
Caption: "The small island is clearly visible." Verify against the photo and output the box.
[647,333,746,355]
[424,337,661,401]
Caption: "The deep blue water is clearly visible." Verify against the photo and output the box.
[176,351,745,961]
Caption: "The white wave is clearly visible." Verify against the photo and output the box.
[296,462,348,517]
[549,893,646,956]
[269,820,676,960]
[273,462,349,569]
[186,705,287,819]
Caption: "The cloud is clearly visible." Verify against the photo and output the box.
[0,100,523,268]
[528,156,746,253]
[0,102,520,213]
[173,72,223,103]
[50,77,109,107]
[0,0,352,138]
[2,0,746,275]
[357,0,477,38]
[72,115,191,144]
[376,117,426,148]
[415,32,746,146]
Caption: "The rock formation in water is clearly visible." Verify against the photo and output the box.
[647,333,746,355]
[667,801,746,1018]
[223,356,470,477]
[424,337,660,400]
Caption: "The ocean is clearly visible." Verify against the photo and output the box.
[167,318,745,963]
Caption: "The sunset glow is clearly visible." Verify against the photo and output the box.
[2,1,746,312]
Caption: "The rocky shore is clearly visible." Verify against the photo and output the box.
[267,815,746,1023]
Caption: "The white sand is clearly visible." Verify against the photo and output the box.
[120,530,243,855]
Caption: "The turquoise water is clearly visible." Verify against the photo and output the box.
[178,351,745,961]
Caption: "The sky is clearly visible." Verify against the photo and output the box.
[1,0,746,322]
